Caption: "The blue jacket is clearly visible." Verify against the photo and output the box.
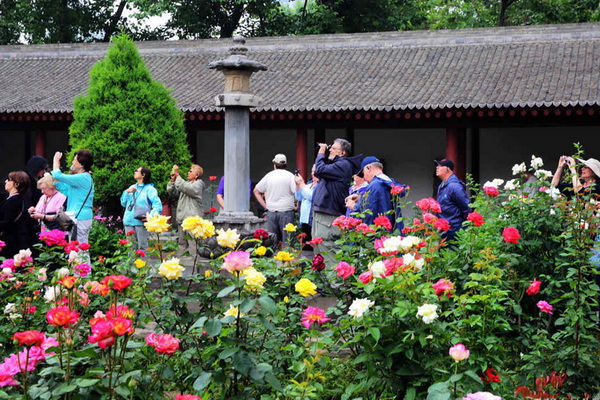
[436,174,470,235]
[354,174,407,230]
[51,169,94,220]
[313,154,363,216]
[120,183,162,226]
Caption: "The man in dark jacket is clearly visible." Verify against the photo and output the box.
[26,155,49,206]
[312,139,362,259]
[435,158,470,242]
[346,156,408,230]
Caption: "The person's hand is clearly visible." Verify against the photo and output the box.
[53,152,63,170]
[345,194,359,210]
[172,165,179,175]
[294,174,305,185]
[27,206,35,214]
[317,143,328,155]
[565,156,576,168]
[126,186,136,194]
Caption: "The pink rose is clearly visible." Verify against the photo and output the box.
[145,332,180,354]
[434,218,451,232]
[432,279,454,298]
[176,395,202,400]
[467,212,485,227]
[221,251,252,273]
[359,271,374,284]
[537,300,553,314]
[74,263,92,277]
[462,392,502,400]
[39,229,68,246]
[416,197,441,213]
[484,186,499,196]
[449,343,470,362]
[422,212,437,224]
[334,262,355,279]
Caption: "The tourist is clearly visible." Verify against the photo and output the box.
[253,154,296,246]
[216,176,253,210]
[0,171,36,258]
[345,170,368,217]
[167,164,205,255]
[551,156,600,197]
[28,173,67,231]
[295,165,319,250]
[121,166,162,251]
[51,150,94,243]
[345,156,407,230]
[312,139,362,259]
[435,158,470,242]
[25,155,50,206]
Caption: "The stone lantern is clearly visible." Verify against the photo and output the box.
[208,36,267,232]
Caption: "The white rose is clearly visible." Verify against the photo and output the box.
[534,169,552,180]
[4,303,17,314]
[413,257,425,271]
[547,187,561,200]
[348,298,375,319]
[379,236,402,254]
[44,286,64,303]
[504,179,520,191]
[492,179,504,187]
[531,155,544,170]
[417,303,438,324]
[37,268,48,282]
[2,267,12,275]
[68,251,80,263]
[512,162,526,175]
[56,267,70,278]
[19,249,32,259]
[483,181,497,189]
[368,261,386,278]
[399,236,419,252]
[9,313,22,320]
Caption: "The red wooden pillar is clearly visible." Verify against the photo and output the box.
[445,127,466,181]
[296,127,308,180]
[35,129,46,158]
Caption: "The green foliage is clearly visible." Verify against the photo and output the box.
[69,33,191,211]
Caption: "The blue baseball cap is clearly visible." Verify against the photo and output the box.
[361,156,380,170]
[435,158,454,171]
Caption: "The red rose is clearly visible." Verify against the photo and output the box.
[481,367,501,383]
[125,230,135,237]
[526,278,542,295]
[390,184,405,196]
[79,242,91,251]
[209,176,218,181]
[176,395,202,400]
[434,218,451,232]
[374,216,392,230]
[467,212,484,227]
[432,279,454,298]
[484,186,499,196]
[119,239,129,245]
[422,212,437,224]
[12,330,46,347]
[101,275,133,292]
[311,254,326,271]
[135,249,146,257]
[502,227,521,244]
[253,229,269,240]
[210,207,217,213]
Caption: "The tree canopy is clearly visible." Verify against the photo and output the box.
[69,33,191,212]
[1,0,598,45]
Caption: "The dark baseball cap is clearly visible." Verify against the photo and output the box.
[435,158,454,171]
[361,156,380,171]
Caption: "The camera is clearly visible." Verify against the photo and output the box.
[294,169,300,176]
[316,143,332,159]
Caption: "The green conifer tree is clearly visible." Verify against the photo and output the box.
[69,33,191,213]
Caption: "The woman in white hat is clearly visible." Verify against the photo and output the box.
[551,156,600,197]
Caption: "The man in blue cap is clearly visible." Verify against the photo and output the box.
[435,158,470,242]
[345,156,408,230]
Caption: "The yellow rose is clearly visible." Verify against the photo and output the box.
[224,304,244,318]
[254,246,267,256]
[204,270,212,278]
[216,228,240,249]
[283,296,289,303]
[158,258,185,280]
[182,216,215,239]
[274,251,295,262]
[134,259,146,269]
[241,267,266,292]
[144,214,171,233]
[295,278,317,297]
[284,223,297,232]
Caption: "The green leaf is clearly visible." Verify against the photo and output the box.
[204,319,223,337]
[52,384,78,396]
[250,363,273,382]
[0,390,12,399]
[426,382,451,400]
[73,378,100,388]
[368,327,381,342]
[404,387,416,400]
[193,372,212,391]
[233,351,253,375]
[264,371,284,393]
[240,298,257,314]
[190,316,208,330]
[258,296,277,314]
[161,365,175,379]
[464,370,484,389]
[217,285,236,298]
[449,373,463,383]
[219,347,239,359]
[39,366,66,377]
[115,385,131,397]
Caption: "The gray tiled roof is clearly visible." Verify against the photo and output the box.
[1,23,600,114]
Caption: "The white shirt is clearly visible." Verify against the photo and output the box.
[255,169,296,211]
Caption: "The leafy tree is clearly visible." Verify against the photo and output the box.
[68,33,191,213]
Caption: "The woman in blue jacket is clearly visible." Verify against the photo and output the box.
[121,166,162,250]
